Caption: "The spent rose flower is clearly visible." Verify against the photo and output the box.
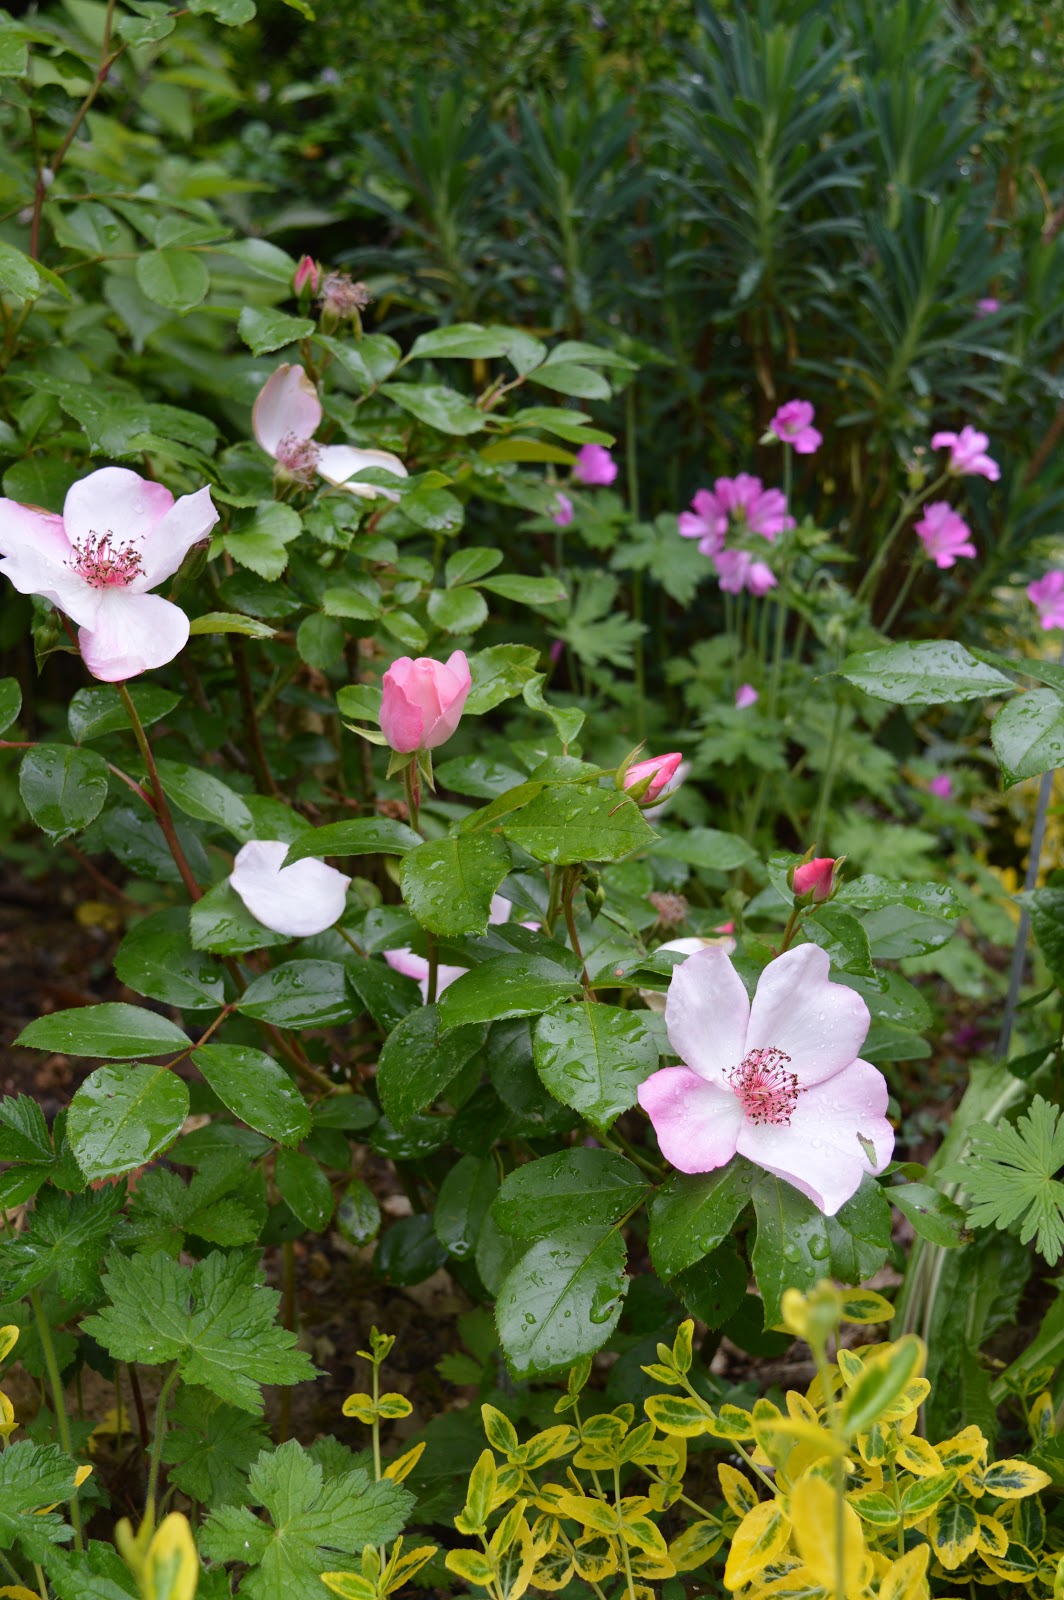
[552,492,574,528]
[637,945,894,1214]
[915,502,977,568]
[930,425,1000,482]
[928,774,954,799]
[975,297,1000,318]
[735,684,759,709]
[230,840,351,937]
[386,894,516,999]
[623,751,684,804]
[293,254,321,296]
[792,857,837,901]
[572,444,617,486]
[380,650,471,753]
[1028,571,1064,630]
[0,467,217,682]
[253,365,407,500]
[769,399,822,455]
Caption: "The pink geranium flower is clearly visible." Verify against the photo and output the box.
[230,840,351,937]
[678,488,727,555]
[1028,571,1064,630]
[572,444,617,487]
[718,474,794,540]
[637,945,894,1215]
[735,684,759,709]
[552,492,574,528]
[0,467,217,682]
[253,365,408,499]
[714,549,777,596]
[770,399,822,455]
[928,774,954,799]
[380,650,471,753]
[930,425,1000,482]
[386,894,520,999]
[915,503,977,568]
[975,298,1000,318]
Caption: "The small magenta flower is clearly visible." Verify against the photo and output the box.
[769,399,822,455]
[572,444,617,487]
[293,254,321,296]
[930,425,1000,482]
[230,840,351,937]
[0,467,217,682]
[915,503,977,568]
[975,298,1000,318]
[928,774,954,799]
[552,492,574,527]
[735,684,759,709]
[718,474,794,540]
[253,365,407,500]
[1028,571,1064,630]
[637,944,894,1214]
[623,752,684,804]
[714,548,777,596]
[678,488,727,554]
[380,651,471,754]
[792,857,837,902]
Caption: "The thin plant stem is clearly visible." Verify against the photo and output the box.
[230,636,279,798]
[880,555,923,635]
[562,870,591,996]
[613,1467,637,1600]
[278,1241,297,1445]
[144,1365,179,1518]
[426,932,439,1004]
[625,385,646,743]
[810,694,845,844]
[117,683,201,902]
[403,763,421,835]
[854,473,948,608]
[29,1288,82,1550]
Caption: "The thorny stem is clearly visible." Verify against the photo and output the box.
[117,683,201,902]
[145,1364,179,1519]
[29,1288,82,1549]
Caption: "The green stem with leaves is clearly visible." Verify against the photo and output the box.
[117,683,201,902]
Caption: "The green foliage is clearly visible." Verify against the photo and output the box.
[943,1096,1064,1265]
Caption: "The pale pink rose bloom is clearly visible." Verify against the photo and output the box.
[640,934,736,1014]
[975,298,1000,318]
[385,894,515,1000]
[915,502,977,568]
[293,254,321,295]
[230,839,351,937]
[678,488,727,555]
[552,492,574,527]
[624,752,684,803]
[253,364,408,500]
[928,774,954,799]
[770,399,822,455]
[1028,571,1064,630]
[572,444,617,487]
[714,548,777,596]
[735,683,759,709]
[379,650,471,753]
[637,945,894,1215]
[0,467,217,682]
[793,857,836,901]
[930,425,1000,482]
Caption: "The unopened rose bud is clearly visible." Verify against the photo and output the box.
[621,752,684,805]
[792,857,838,902]
[293,254,321,297]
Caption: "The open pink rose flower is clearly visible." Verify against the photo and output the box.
[380,650,472,753]
[253,365,408,500]
[230,840,351,937]
[1028,571,1064,630]
[930,425,1000,482]
[915,502,976,568]
[638,944,894,1215]
[769,399,822,455]
[0,467,217,682]
[385,893,520,999]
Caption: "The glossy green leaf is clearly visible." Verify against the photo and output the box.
[375,1004,487,1127]
[68,683,180,743]
[496,1225,627,1377]
[438,956,581,1028]
[533,1002,658,1129]
[17,1002,189,1059]
[67,1064,189,1182]
[409,323,512,359]
[335,1178,381,1247]
[155,758,255,840]
[237,962,353,1028]
[648,1161,758,1282]
[274,1148,333,1233]
[493,1149,646,1239]
[0,677,20,735]
[238,305,315,354]
[136,248,210,311]
[399,831,511,936]
[434,1155,499,1261]
[991,689,1064,786]
[283,818,420,864]
[503,784,653,864]
[114,909,225,1008]
[193,1045,311,1146]
[838,641,1013,705]
[19,744,108,842]
[380,382,484,435]
[427,586,488,633]
[188,879,291,956]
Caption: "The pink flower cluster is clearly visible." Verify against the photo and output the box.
[678,474,793,596]
[908,424,1002,571]
[552,444,617,525]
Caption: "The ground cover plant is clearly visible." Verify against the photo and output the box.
[3,0,1064,1597]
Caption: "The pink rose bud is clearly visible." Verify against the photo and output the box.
[792,857,837,902]
[293,254,321,296]
[928,774,954,799]
[735,683,759,709]
[379,650,472,753]
[573,443,618,486]
[623,752,684,803]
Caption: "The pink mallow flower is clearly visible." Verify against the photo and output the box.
[915,503,977,568]
[386,894,516,999]
[735,684,759,709]
[624,752,684,804]
[637,944,894,1215]
[770,399,822,455]
[253,365,407,500]
[714,548,777,596]
[1028,571,1064,630]
[230,840,351,938]
[0,467,217,682]
[677,488,727,555]
[792,857,836,902]
[552,492,574,527]
[928,775,954,799]
[572,444,617,487]
[930,425,1000,482]
[380,650,471,753]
